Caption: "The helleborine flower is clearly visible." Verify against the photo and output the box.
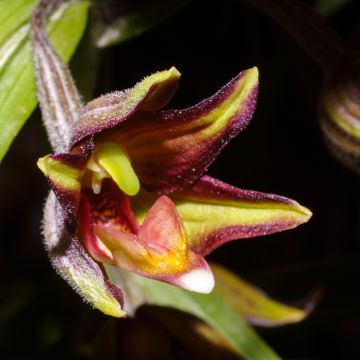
[319,55,360,173]
[240,0,360,174]
[37,65,311,316]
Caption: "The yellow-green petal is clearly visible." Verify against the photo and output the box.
[37,155,81,192]
[173,176,311,256]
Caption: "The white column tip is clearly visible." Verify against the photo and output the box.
[179,268,215,294]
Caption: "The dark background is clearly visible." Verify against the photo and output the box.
[1,0,360,358]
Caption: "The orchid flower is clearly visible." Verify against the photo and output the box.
[240,0,360,174]
[32,0,311,317]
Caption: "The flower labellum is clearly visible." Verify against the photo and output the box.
[33,0,311,317]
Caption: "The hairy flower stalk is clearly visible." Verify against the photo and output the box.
[241,0,360,173]
[32,0,311,317]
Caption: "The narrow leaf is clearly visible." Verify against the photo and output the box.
[122,271,281,360]
[212,264,316,327]
[94,0,189,48]
[0,0,89,162]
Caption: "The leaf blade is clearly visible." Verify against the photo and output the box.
[127,272,281,360]
[0,0,36,46]
[212,263,315,327]
[0,1,89,162]
[94,0,189,48]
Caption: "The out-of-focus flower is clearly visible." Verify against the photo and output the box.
[38,66,311,315]
[319,55,360,173]
[241,0,360,173]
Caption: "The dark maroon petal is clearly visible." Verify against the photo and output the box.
[172,176,312,256]
[70,68,181,146]
[115,68,259,193]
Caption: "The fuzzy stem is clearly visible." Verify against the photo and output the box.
[30,0,83,152]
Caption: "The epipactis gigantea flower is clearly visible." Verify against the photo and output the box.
[33,1,311,318]
[38,66,311,314]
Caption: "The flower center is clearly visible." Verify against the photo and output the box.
[87,142,140,196]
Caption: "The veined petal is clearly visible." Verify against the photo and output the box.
[92,194,214,293]
[132,176,311,257]
[71,67,181,146]
[173,176,312,256]
[78,179,140,238]
[139,196,215,294]
[78,192,116,264]
[116,67,259,193]
[139,195,187,257]
[77,179,141,265]
[43,192,125,317]
[138,195,214,293]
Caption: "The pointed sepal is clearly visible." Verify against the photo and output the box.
[120,67,259,193]
[173,176,312,256]
[71,67,181,145]
[43,192,126,317]
[37,153,86,224]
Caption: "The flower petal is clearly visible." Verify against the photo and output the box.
[114,67,258,193]
[77,179,143,269]
[43,191,125,317]
[139,195,214,293]
[83,179,139,230]
[37,153,85,225]
[139,195,187,256]
[93,194,214,293]
[71,67,181,146]
[171,176,312,256]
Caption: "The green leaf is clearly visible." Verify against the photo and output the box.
[212,264,316,327]
[126,272,281,360]
[314,0,351,16]
[0,0,89,163]
[0,0,36,47]
[94,0,189,48]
